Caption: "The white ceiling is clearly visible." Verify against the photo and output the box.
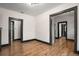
[0,3,63,16]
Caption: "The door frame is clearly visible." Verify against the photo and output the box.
[9,17,23,45]
[49,6,77,52]
[58,21,67,39]
[10,21,15,41]
[0,28,2,50]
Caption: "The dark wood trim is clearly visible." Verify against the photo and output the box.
[58,21,67,40]
[67,39,74,41]
[55,37,59,39]
[50,6,77,17]
[0,28,2,50]
[50,6,78,52]
[13,39,21,41]
[9,17,23,45]
[1,38,51,48]
[49,17,52,45]
[21,39,36,43]
[35,39,51,45]
[22,39,51,45]
[74,6,78,52]
[10,21,15,41]
[76,51,79,54]
[21,20,23,41]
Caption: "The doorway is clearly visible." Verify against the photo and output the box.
[50,6,77,52]
[9,17,23,45]
[58,21,67,39]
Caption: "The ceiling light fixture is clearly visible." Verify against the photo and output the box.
[26,3,40,7]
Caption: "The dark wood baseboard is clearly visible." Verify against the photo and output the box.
[35,39,51,45]
[22,39,51,45]
[55,37,59,39]
[1,44,9,47]
[1,39,51,46]
[21,39,36,43]
[13,38,21,41]
[74,51,79,54]
[77,51,79,54]
[67,39,74,41]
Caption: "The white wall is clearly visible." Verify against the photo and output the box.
[35,14,49,42]
[35,4,79,51]
[0,7,35,44]
[0,3,79,51]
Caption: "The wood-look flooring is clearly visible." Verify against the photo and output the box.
[0,37,79,56]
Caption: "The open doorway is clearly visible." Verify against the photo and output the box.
[58,21,67,39]
[9,17,23,45]
[50,6,77,52]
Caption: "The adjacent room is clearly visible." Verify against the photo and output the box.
[50,10,75,54]
[0,3,79,56]
[9,17,23,45]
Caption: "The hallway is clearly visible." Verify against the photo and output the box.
[0,38,78,56]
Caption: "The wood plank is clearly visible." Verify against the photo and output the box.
[0,37,78,56]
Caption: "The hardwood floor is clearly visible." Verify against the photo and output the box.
[0,38,79,56]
